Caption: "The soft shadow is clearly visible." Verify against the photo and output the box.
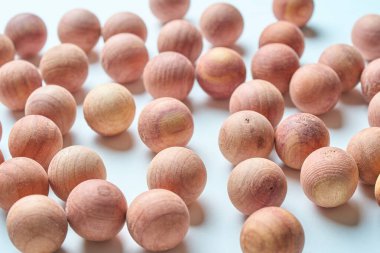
[317,201,361,226]
[227,44,246,56]
[54,248,68,253]
[182,97,194,112]
[63,132,73,148]
[318,108,343,129]
[302,26,318,38]
[88,50,99,64]
[204,98,229,111]
[8,110,24,121]
[23,54,42,67]
[340,89,366,105]
[281,164,300,182]
[188,201,205,226]
[123,78,145,95]
[359,184,375,200]
[283,93,295,108]
[0,209,6,220]
[83,236,123,253]
[72,87,89,105]
[96,131,134,151]
[141,242,188,253]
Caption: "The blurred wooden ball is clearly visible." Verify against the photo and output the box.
[0,34,15,66]
[352,14,380,61]
[272,0,314,27]
[368,92,380,127]
[103,12,147,42]
[361,58,380,103]
[149,0,190,23]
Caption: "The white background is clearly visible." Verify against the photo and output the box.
[0,0,380,252]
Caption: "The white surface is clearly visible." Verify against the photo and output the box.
[0,1,379,253]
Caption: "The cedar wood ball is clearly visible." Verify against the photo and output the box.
[272,0,314,27]
[368,92,380,127]
[103,12,147,42]
[352,14,380,61]
[0,34,15,66]
[361,58,380,103]
[149,0,190,23]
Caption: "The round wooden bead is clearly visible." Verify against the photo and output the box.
[7,195,67,253]
[48,145,107,201]
[8,115,63,170]
[149,0,190,23]
[374,175,380,205]
[361,59,380,103]
[301,147,358,208]
[147,147,207,205]
[102,33,149,84]
[103,12,147,42]
[138,97,194,153]
[0,157,49,211]
[251,43,300,94]
[200,3,243,46]
[66,179,127,241]
[143,52,194,100]
[83,83,136,136]
[40,43,89,93]
[259,21,305,57]
[368,92,380,127]
[127,189,189,251]
[0,34,15,66]
[228,158,287,215]
[319,44,364,93]
[240,207,304,253]
[352,14,380,61]
[272,0,314,27]
[5,13,47,58]
[58,9,101,53]
[347,127,380,185]
[275,113,330,170]
[219,111,274,165]
[289,64,341,115]
[0,60,42,111]
[196,47,246,99]
[158,19,202,62]
[25,85,77,135]
[229,79,285,127]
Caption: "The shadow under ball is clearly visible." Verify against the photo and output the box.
[83,83,136,136]
[228,158,287,216]
[275,113,330,170]
[158,19,203,63]
[251,43,300,94]
[196,47,246,99]
[240,207,304,253]
[149,0,190,23]
[219,110,274,165]
[229,79,285,127]
[58,9,101,53]
[48,145,107,201]
[300,147,358,208]
[0,157,49,211]
[368,93,380,127]
[103,12,147,42]
[5,13,47,58]
[147,147,207,205]
[289,63,341,115]
[200,3,243,47]
[40,43,89,93]
[0,60,42,111]
[102,33,149,84]
[6,195,68,253]
[25,85,77,135]
[352,14,380,61]
[361,58,380,103]
[0,34,15,66]
[347,127,380,185]
[272,0,314,27]
[127,189,189,252]
[8,115,63,170]
[66,179,127,241]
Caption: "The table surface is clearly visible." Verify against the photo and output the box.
[1,0,380,253]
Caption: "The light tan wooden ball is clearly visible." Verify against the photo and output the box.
[103,12,147,42]
[149,0,190,23]
[368,92,380,127]
[361,58,380,103]
[273,0,314,27]
[352,14,380,61]
[0,34,15,66]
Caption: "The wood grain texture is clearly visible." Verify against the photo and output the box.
[0,34,15,66]
[368,92,380,127]
[103,12,147,42]
[272,0,314,27]
[361,58,380,103]
[352,14,380,61]
[149,0,190,23]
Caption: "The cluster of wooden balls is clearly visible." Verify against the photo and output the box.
[0,0,380,252]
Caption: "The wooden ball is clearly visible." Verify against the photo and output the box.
[138,97,194,153]
[0,150,4,164]
[289,64,341,115]
[361,58,380,103]
[352,14,380,61]
[7,195,67,253]
[219,111,274,165]
[301,147,358,208]
[0,34,15,66]
[229,79,285,127]
[228,158,287,215]
[347,127,380,185]
[58,9,101,53]
[127,189,189,251]
[149,0,190,23]
[368,92,380,127]
[5,13,47,58]
[319,44,365,93]
[25,85,77,135]
[147,147,207,205]
[158,19,202,62]
[251,43,300,94]
[275,113,330,170]
[8,115,63,169]
[40,43,89,93]
[375,175,380,205]
[83,83,136,136]
[103,12,147,42]
[143,52,195,100]
[272,0,314,27]
[0,60,42,111]
[200,3,243,46]
[48,145,107,201]
[102,33,148,84]
[196,47,246,99]
[259,21,305,57]
[66,179,127,241]
[240,207,304,253]
[0,157,49,211]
